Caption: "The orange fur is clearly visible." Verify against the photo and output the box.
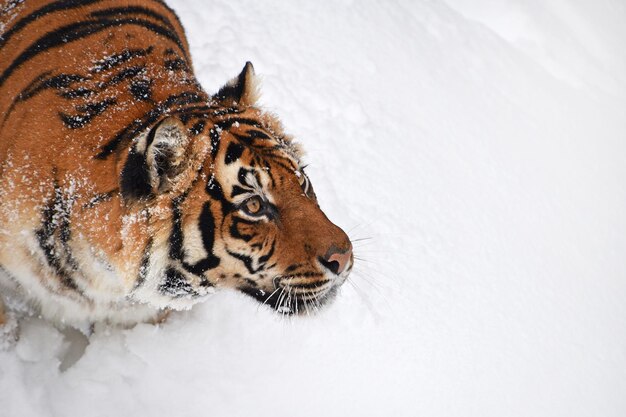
[0,0,352,325]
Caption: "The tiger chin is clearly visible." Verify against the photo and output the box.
[0,0,352,329]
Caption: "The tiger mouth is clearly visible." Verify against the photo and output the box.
[240,281,340,315]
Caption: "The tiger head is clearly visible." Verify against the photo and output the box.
[122,63,353,314]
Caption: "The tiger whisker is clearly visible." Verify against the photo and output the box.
[261,287,281,309]
[282,286,294,321]
[277,286,290,316]
[309,288,322,313]
[287,286,294,316]
[346,225,360,235]
[346,222,373,236]
[276,286,287,311]
[351,255,390,284]
[349,266,395,318]
[295,291,300,315]
[346,277,382,320]
[350,237,373,243]
[350,269,385,293]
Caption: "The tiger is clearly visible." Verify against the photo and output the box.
[0,0,353,328]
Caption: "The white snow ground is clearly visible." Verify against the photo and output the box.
[1,0,626,416]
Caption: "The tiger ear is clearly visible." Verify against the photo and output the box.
[213,61,259,107]
[121,117,191,201]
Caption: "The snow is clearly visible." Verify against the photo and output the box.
[2,0,626,416]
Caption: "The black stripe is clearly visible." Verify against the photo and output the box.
[0,17,188,89]
[214,118,262,130]
[287,272,325,279]
[205,175,235,215]
[3,72,96,126]
[186,202,221,274]
[226,250,259,275]
[231,132,253,145]
[258,239,276,265]
[199,202,220,254]
[88,6,188,61]
[239,168,264,192]
[210,107,245,117]
[0,0,103,50]
[159,268,197,297]
[261,153,298,173]
[17,73,85,102]
[90,7,175,29]
[230,216,257,242]
[209,127,222,158]
[6,62,142,123]
[179,111,213,121]
[206,175,224,200]
[60,87,94,99]
[181,104,212,113]
[59,97,117,129]
[35,177,82,293]
[120,146,153,201]
[106,65,146,85]
[96,91,204,159]
[226,239,275,275]
[133,238,153,290]
[149,0,186,31]
[22,73,81,97]
[289,279,330,290]
[13,71,54,100]
[82,190,116,209]
[3,71,52,125]
[164,58,187,71]
[263,159,276,188]
[145,118,163,148]
[179,112,192,124]
[91,47,154,73]
[243,278,258,288]
[224,142,245,165]
[240,129,271,141]
[169,193,187,261]
[169,197,220,275]
[130,79,153,101]
[230,185,249,198]
[189,120,205,136]
[285,264,302,273]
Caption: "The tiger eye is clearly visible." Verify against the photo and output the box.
[244,196,262,215]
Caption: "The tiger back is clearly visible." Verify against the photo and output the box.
[0,0,353,326]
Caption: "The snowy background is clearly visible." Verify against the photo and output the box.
[2,0,626,416]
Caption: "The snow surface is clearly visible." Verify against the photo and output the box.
[2,0,626,416]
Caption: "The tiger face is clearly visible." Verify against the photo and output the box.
[126,63,353,314]
[211,117,353,313]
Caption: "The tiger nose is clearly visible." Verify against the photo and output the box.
[319,245,353,275]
